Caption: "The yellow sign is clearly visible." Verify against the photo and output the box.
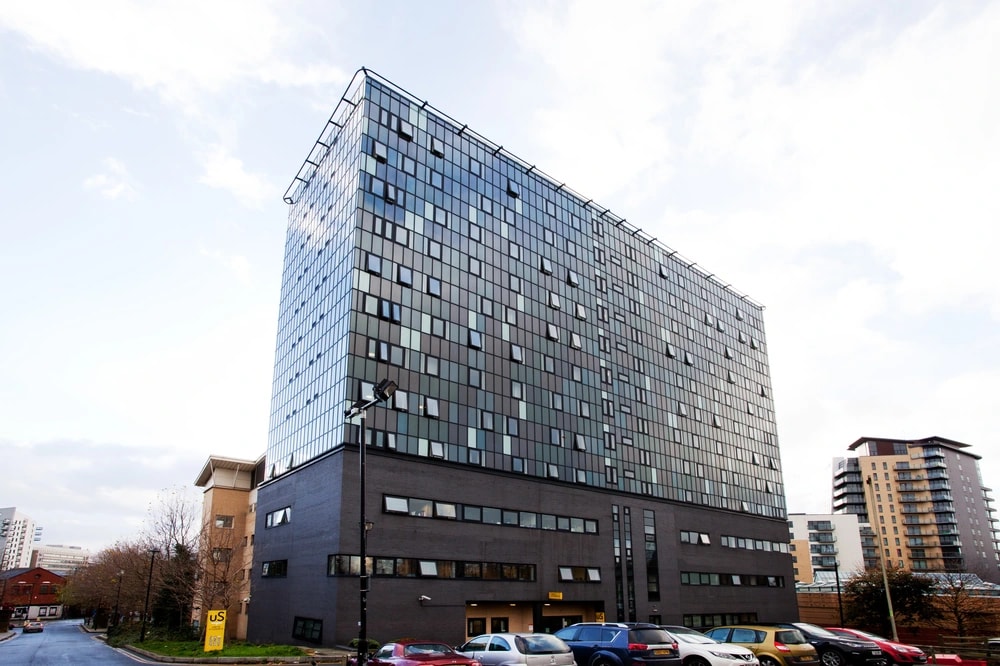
[548,591,563,600]
[595,612,606,622]
[204,609,226,652]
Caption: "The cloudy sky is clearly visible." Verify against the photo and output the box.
[2,1,998,554]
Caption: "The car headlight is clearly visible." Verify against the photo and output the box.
[710,652,737,659]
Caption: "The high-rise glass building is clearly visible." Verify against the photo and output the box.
[832,436,1000,578]
[248,68,797,647]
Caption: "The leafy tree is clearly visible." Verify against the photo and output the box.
[843,565,940,636]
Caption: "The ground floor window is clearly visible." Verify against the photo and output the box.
[292,616,322,644]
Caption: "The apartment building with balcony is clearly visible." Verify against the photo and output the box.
[0,508,42,572]
[787,513,864,583]
[832,436,1000,580]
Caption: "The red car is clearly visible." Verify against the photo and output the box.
[370,640,483,666]
[826,628,926,665]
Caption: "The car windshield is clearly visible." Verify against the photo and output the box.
[404,644,452,656]
[776,630,809,645]
[796,624,837,638]
[517,635,571,654]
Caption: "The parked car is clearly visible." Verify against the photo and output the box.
[22,621,44,633]
[554,622,681,666]
[660,625,759,666]
[370,640,483,666]
[458,633,577,666]
[703,625,819,666]
[826,628,925,665]
[772,624,884,666]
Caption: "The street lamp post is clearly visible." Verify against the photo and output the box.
[112,569,124,629]
[344,379,397,666]
[817,562,845,626]
[139,549,158,642]
[865,475,898,641]
[833,560,844,627]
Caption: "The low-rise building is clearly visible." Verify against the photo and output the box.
[0,567,66,623]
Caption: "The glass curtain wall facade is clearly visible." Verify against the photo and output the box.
[249,68,796,647]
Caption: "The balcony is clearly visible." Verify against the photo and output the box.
[809,534,837,543]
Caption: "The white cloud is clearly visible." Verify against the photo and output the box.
[507,1,1000,512]
[0,0,349,114]
[197,145,277,208]
[199,243,252,284]
[83,157,137,200]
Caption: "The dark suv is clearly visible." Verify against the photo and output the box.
[773,624,885,666]
[554,622,681,666]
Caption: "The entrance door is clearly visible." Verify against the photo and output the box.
[536,615,582,634]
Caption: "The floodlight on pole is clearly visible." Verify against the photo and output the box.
[344,378,396,666]
[866,475,898,641]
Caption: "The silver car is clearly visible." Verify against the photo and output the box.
[459,633,578,666]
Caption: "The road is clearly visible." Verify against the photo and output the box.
[0,619,150,665]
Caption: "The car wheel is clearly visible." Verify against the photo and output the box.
[687,657,711,666]
[759,657,780,666]
[592,659,615,666]
[820,650,845,666]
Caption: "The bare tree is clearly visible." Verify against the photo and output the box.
[194,517,250,638]
[929,572,997,637]
[62,540,164,628]
[141,486,201,555]
[139,486,202,634]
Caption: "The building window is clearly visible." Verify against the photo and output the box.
[427,276,442,297]
[212,548,233,563]
[558,566,601,582]
[425,356,439,376]
[265,506,291,528]
[366,253,382,275]
[511,345,524,363]
[397,265,413,286]
[262,559,288,577]
[567,270,580,286]
[469,330,483,349]
[540,257,553,274]
[215,515,234,529]
[424,397,440,419]
[292,617,322,644]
